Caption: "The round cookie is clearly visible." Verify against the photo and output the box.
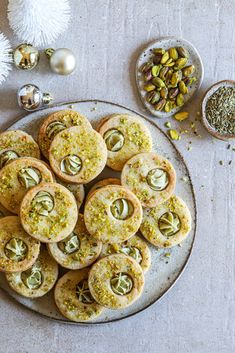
[48,214,102,270]
[0,130,40,169]
[0,157,54,214]
[20,182,78,243]
[0,216,40,273]
[54,268,104,322]
[57,178,85,210]
[121,152,176,208]
[100,234,151,273]
[88,254,145,309]
[98,114,152,171]
[140,195,192,248]
[84,185,143,244]
[87,178,121,200]
[49,126,107,184]
[6,246,59,298]
[38,110,92,159]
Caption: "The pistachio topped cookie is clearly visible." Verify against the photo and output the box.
[6,246,59,298]
[0,216,40,273]
[84,185,143,244]
[38,110,92,159]
[0,130,40,169]
[0,157,54,214]
[20,182,78,243]
[88,254,145,309]
[87,178,121,200]
[100,234,151,273]
[48,214,102,270]
[49,126,107,184]
[140,195,191,248]
[55,268,104,322]
[121,152,176,208]
[57,178,85,210]
[98,114,152,171]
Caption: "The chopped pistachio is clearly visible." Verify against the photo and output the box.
[165,121,171,128]
[168,129,181,140]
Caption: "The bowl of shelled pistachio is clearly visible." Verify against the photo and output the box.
[201,80,235,141]
[136,37,204,118]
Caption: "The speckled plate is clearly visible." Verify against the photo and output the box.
[136,36,204,118]
[0,100,197,325]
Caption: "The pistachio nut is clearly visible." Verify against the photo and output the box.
[177,47,189,58]
[160,51,169,64]
[58,231,80,254]
[32,191,54,216]
[171,71,182,86]
[165,121,171,128]
[168,129,181,140]
[46,121,66,139]
[144,70,153,82]
[160,87,168,99]
[143,83,156,92]
[76,279,94,304]
[174,111,189,121]
[5,238,28,262]
[179,80,188,94]
[0,150,19,169]
[104,129,125,152]
[147,91,160,104]
[182,65,195,77]
[120,246,142,264]
[152,77,165,88]
[176,93,184,107]
[153,48,165,55]
[169,47,178,60]
[174,57,187,70]
[165,70,173,85]
[153,54,162,65]
[61,155,82,175]
[154,98,166,111]
[147,168,169,191]
[18,167,42,189]
[158,211,181,236]
[164,58,175,67]
[111,198,134,220]
[21,262,42,289]
[141,61,153,73]
[159,66,169,80]
[151,65,162,77]
[110,272,133,296]
[164,100,174,112]
[168,87,179,99]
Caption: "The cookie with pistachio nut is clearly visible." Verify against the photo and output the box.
[0,157,54,214]
[20,182,78,243]
[140,195,191,248]
[0,216,40,273]
[98,114,152,171]
[84,185,143,244]
[38,110,92,159]
[0,130,40,169]
[100,234,151,273]
[5,246,59,298]
[86,177,121,200]
[54,268,104,322]
[121,152,176,208]
[56,178,85,210]
[49,126,107,184]
[88,253,145,309]
[48,214,102,270]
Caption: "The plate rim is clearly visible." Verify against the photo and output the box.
[0,99,197,325]
[135,36,204,118]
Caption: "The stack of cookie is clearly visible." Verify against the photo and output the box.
[0,110,191,322]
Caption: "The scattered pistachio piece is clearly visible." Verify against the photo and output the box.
[174,111,189,121]
[165,121,171,128]
[168,129,181,140]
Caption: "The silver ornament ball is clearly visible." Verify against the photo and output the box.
[13,43,39,70]
[17,84,53,111]
[45,48,76,75]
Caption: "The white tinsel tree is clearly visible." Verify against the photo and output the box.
[8,0,71,47]
[0,32,12,84]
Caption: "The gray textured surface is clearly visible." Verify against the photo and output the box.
[0,0,234,352]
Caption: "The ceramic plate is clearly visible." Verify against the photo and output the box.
[0,100,197,324]
[136,36,204,118]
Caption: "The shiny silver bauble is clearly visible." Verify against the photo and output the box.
[17,84,53,111]
[13,44,39,70]
[45,48,76,75]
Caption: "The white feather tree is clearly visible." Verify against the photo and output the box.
[0,32,12,84]
[8,0,71,47]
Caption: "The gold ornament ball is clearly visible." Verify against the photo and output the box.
[13,44,39,70]
[46,48,76,75]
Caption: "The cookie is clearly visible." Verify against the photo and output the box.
[38,110,92,159]
[0,130,40,170]
[54,268,104,322]
[20,182,78,243]
[0,216,40,273]
[140,195,192,248]
[56,178,85,210]
[48,214,102,270]
[5,246,58,298]
[121,152,176,208]
[49,126,107,184]
[100,234,151,273]
[84,185,143,244]
[86,177,120,200]
[98,114,152,171]
[0,157,54,214]
[88,254,144,309]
